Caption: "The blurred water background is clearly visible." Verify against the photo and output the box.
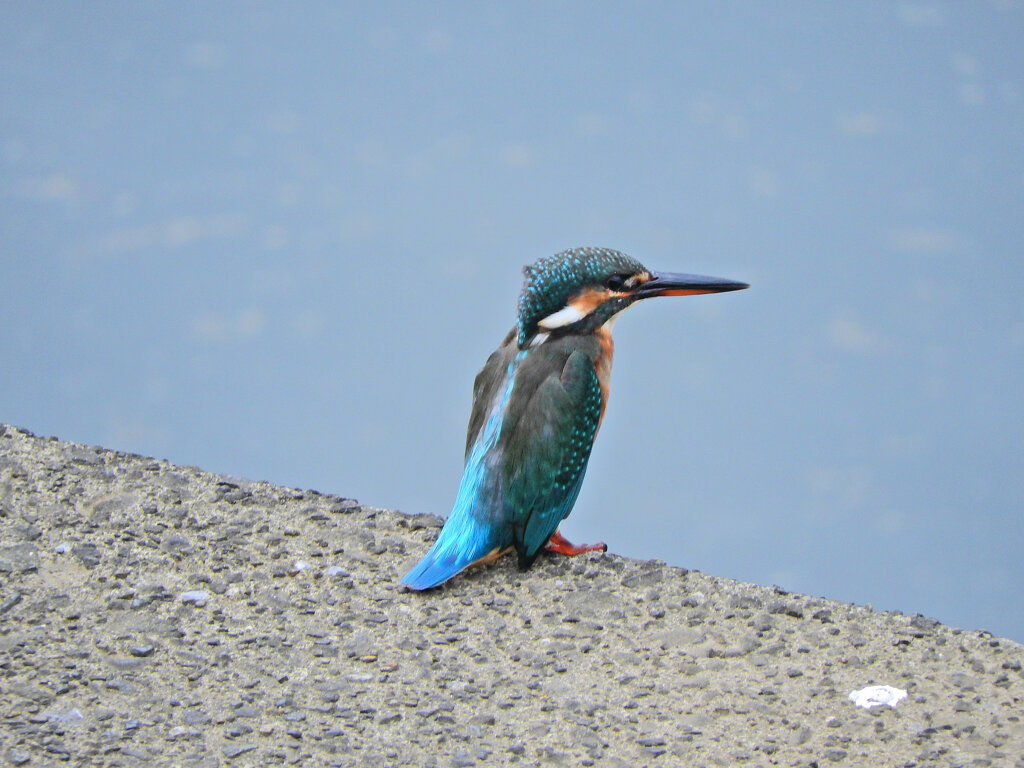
[2,3,1022,641]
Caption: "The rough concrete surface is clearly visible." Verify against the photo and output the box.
[1,423,1022,767]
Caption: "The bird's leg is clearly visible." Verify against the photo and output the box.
[544,529,608,556]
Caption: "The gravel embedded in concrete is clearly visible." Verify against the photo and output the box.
[1,423,1023,767]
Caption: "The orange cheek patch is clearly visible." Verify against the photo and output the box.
[569,287,612,314]
[570,287,631,313]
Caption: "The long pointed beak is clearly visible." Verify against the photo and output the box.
[636,270,749,298]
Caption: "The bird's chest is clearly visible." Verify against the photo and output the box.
[595,327,615,428]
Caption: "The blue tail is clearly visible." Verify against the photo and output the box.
[401,510,504,590]
[404,359,519,590]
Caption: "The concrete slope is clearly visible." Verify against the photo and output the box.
[2,424,1022,767]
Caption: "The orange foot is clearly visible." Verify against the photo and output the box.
[544,529,608,557]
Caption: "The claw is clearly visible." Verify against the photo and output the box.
[544,529,608,557]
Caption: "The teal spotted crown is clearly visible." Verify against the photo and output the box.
[517,247,644,347]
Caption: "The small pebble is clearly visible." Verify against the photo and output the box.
[0,593,22,614]
[222,744,256,759]
[179,590,209,606]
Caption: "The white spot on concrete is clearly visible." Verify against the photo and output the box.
[849,685,908,709]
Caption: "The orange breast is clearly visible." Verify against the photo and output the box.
[594,326,615,430]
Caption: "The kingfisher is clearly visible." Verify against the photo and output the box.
[401,247,748,590]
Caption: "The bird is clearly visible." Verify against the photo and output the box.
[401,247,748,590]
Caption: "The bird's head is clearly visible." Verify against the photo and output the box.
[516,247,748,348]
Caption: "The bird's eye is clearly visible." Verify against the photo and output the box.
[606,274,627,291]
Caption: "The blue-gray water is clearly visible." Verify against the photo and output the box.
[3,3,1022,641]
